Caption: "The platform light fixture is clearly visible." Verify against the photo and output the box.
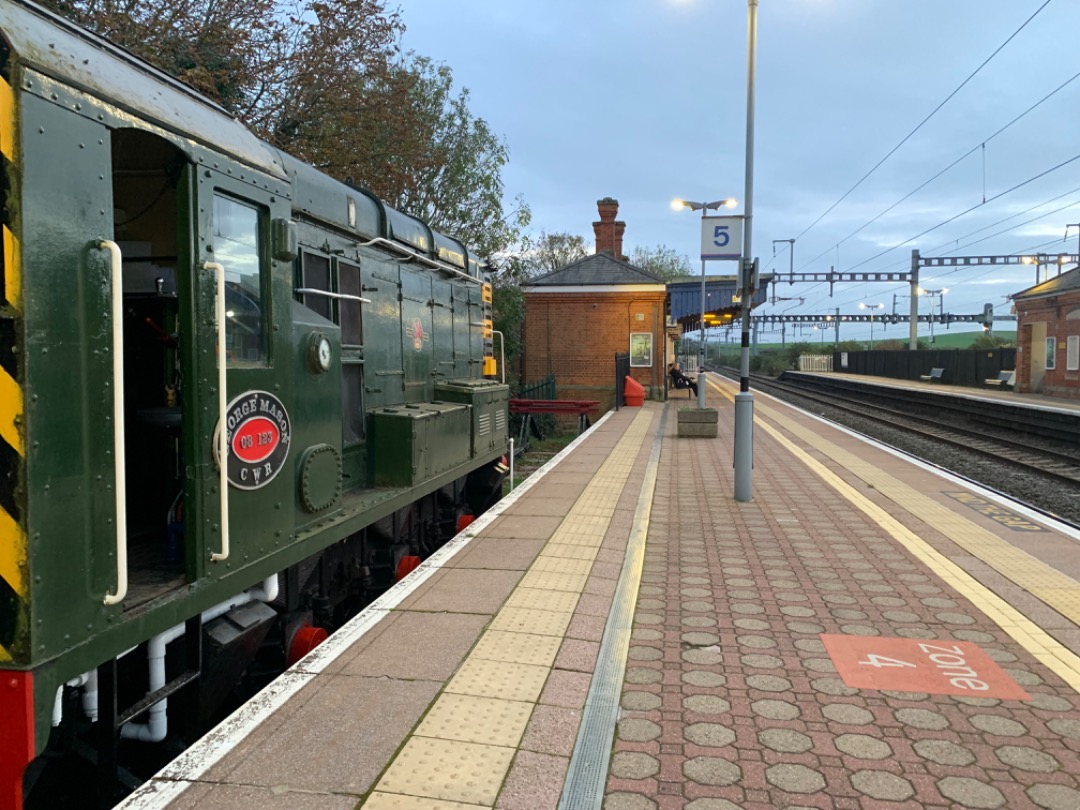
[858,302,885,349]
[672,197,738,409]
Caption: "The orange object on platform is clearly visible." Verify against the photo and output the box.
[624,376,645,407]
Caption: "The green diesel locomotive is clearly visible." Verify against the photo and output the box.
[0,2,510,806]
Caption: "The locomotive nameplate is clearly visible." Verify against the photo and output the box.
[213,391,292,490]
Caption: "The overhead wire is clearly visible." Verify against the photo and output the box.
[790,0,1052,248]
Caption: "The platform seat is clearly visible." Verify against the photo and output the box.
[985,370,1015,389]
[919,367,945,383]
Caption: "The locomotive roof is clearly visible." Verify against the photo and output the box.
[0,0,288,181]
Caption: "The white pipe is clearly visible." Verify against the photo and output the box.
[509,438,514,493]
[204,262,230,562]
[100,240,129,605]
[119,575,278,742]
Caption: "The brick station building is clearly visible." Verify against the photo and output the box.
[522,198,668,406]
[1011,267,1080,397]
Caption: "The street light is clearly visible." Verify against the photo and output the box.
[858,302,884,349]
[672,197,737,409]
[917,287,948,344]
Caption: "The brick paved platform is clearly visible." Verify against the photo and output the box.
[121,375,1080,810]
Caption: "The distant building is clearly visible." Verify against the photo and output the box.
[522,198,668,405]
[1011,267,1080,397]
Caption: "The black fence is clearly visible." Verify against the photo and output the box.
[517,374,556,400]
[614,353,630,409]
[833,348,1017,388]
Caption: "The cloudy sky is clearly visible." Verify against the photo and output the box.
[399,0,1080,342]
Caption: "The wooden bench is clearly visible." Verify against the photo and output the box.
[985,370,1015,389]
[919,367,945,383]
[509,398,600,441]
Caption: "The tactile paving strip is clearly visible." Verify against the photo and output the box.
[415,693,533,747]
[539,544,601,562]
[364,793,487,810]
[519,570,589,592]
[504,587,582,613]
[374,736,513,805]
[470,629,563,666]
[445,657,550,702]
[489,606,573,637]
[529,557,594,575]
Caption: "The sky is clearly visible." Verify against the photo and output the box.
[397,0,1080,343]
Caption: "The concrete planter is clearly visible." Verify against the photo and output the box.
[677,407,718,438]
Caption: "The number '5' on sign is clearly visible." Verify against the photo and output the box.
[700,215,742,260]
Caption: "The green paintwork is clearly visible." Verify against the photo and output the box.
[371,403,472,487]
[434,380,510,456]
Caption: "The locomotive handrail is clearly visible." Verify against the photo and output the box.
[205,262,230,562]
[354,236,484,286]
[294,288,371,304]
[101,240,129,606]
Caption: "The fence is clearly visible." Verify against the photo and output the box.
[614,353,630,409]
[799,354,833,372]
[833,348,1016,388]
[516,374,556,400]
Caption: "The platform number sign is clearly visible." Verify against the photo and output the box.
[701,215,742,261]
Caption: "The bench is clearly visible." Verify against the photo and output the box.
[509,398,600,442]
[985,370,1015,389]
[919,367,945,383]
[669,370,695,398]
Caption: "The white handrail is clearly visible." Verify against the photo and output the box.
[205,262,230,562]
[101,240,128,606]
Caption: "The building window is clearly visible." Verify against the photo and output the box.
[1046,337,1057,370]
[1068,335,1079,371]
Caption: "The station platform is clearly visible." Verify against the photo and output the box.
[120,374,1080,810]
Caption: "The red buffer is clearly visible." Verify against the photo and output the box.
[1,671,34,810]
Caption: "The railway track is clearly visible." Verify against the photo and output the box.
[719,370,1080,487]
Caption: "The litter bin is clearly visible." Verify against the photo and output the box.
[624,376,645,407]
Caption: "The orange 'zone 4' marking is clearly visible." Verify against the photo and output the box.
[821,634,1031,700]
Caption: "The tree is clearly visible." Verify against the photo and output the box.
[518,231,589,278]
[630,245,693,281]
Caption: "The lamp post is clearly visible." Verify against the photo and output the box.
[918,288,947,344]
[858,302,884,349]
[672,197,737,409]
[734,0,758,503]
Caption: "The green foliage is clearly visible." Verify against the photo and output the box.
[969,332,1015,349]
[630,244,693,280]
[518,231,589,278]
[491,285,524,387]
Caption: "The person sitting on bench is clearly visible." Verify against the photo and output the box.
[669,362,698,396]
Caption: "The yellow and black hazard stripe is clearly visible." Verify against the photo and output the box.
[481,282,497,377]
[0,63,26,665]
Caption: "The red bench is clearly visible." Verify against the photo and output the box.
[509,399,601,439]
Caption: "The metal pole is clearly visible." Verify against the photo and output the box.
[909,250,919,350]
[734,0,757,503]
[698,208,707,409]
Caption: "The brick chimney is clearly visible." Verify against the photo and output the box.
[593,197,627,260]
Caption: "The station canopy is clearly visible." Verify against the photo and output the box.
[667,275,772,326]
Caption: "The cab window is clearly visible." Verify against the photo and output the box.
[214,194,266,364]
